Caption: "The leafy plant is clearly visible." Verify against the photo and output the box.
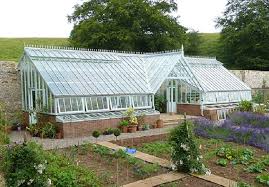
[256,174,269,186]
[169,120,210,174]
[2,141,49,187]
[113,128,121,141]
[217,158,228,167]
[102,128,115,135]
[154,94,166,113]
[239,100,253,112]
[41,122,56,138]
[133,163,160,179]
[237,181,252,187]
[92,130,100,142]
[246,162,267,173]
[119,120,129,127]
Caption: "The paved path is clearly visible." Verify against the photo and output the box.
[97,141,171,168]
[9,125,177,150]
[98,141,237,187]
[122,172,186,187]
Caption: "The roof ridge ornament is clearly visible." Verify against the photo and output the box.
[24,45,183,55]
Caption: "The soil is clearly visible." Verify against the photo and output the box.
[119,137,269,187]
[56,145,169,186]
[158,176,222,187]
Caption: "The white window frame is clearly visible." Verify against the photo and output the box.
[85,96,109,112]
[109,95,131,111]
[56,97,85,114]
[132,95,152,109]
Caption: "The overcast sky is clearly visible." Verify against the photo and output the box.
[0,0,227,38]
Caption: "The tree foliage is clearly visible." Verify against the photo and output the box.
[68,0,187,52]
[184,30,202,56]
[217,0,269,70]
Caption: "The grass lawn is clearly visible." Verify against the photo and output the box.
[127,138,268,187]
[0,34,220,62]
[55,143,168,186]
[0,38,69,62]
[198,33,220,57]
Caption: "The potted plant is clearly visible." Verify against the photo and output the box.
[156,119,164,128]
[137,113,145,131]
[113,128,121,141]
[119,120,129,133]
[92,130,100,143]
[142,124,150,131]
[124,107,138,133]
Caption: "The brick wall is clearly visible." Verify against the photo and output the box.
[0,61,21,120]
[177,104,201,116]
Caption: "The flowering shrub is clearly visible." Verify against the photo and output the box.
[169,120,210,175]
[2,142,50,187]
[1,141,101,187]
[193,112,269,152]
[124,107,138,125]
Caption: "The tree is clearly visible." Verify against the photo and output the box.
[68,0,187,52]
[184,30,202,56]
[217,0,269,70]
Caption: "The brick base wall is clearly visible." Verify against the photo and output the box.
[177,104,202,116]
[59,114,160,138]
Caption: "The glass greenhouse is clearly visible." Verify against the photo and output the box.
[19,46,251,124]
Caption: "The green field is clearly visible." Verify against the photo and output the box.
[0,33,220,62]
[0,38,69,62]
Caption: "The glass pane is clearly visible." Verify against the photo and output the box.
[97,97,103,109]
[91,97,98,110]
[71,98,78,111]
[65,98,71,112]
[58,98,65,112]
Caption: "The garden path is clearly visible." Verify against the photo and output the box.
[122,172,186,187]
[9,124,177,150]
[98,141,238,187]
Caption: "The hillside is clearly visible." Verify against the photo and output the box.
[0,38,69,61]
[0,34,220,62]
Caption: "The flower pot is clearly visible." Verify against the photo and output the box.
[156,119,164,128]
[128,125,137,133]
[121,126,128,133]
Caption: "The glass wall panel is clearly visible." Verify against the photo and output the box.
[132,95,151,108]
[110,96,130,110]
[86,97,108,111]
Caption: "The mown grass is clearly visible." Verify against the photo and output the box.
[0,38,69,62]
[198,33,220,57]
[0,33,220,62]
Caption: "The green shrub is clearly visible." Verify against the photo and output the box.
[113,128,121,140]
[256,174,269,186]
[0,131,9,145]
[1,141,101,187]
[154,94,166,113]
[2,142,49,187]
[102,128,115,135]
[169,120,210,174]
[92,130,101,139]
[216,158,228,167]
[239,100,253,112]
[119,120,129,127]
[41,122,56,138]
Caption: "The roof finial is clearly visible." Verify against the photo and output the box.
[181,44,184,56]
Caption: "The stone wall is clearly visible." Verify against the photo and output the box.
[0,61,21,120]
[230,70,269,89]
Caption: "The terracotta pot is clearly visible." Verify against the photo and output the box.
[121,126,128,133]
[156,119,164,128]
[128,125,137,133]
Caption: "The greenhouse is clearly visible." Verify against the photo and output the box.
[18,46,251,137]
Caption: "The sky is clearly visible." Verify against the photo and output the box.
[0,0,227,38]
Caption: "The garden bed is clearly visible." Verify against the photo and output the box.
[125,138,269,186]
[55,143,169,186]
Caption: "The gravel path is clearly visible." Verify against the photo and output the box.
[9,125,177,150]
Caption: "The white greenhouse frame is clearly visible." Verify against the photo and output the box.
[19,46,251,123]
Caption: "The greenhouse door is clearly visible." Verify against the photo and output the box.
[166,80,177,113]
[29,90,37,124]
